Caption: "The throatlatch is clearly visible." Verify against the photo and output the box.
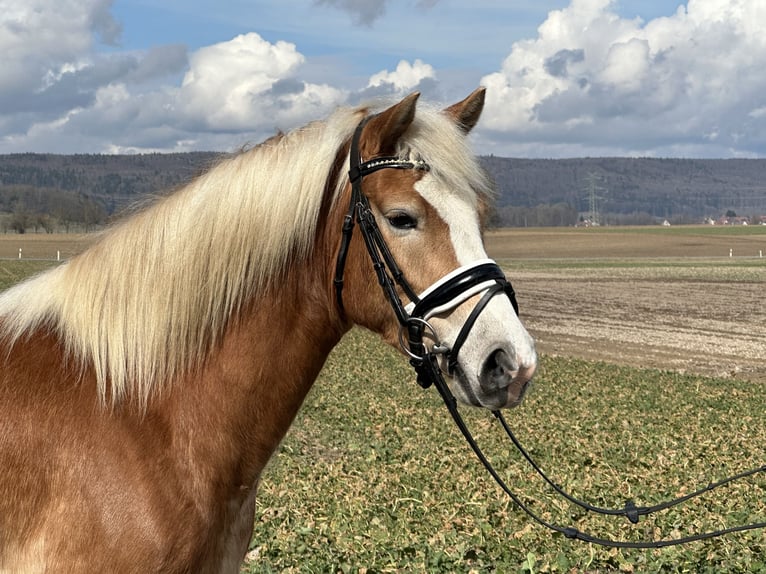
[334,113,766,549]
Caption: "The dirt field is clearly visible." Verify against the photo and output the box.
[485,226,766,259]
[1,227,764,382]
[486,227,766,383]
[506,267,765,383]
[0,233,96,260]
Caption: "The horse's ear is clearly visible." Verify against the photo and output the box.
[444,87,486,134]
[363,92,420,155]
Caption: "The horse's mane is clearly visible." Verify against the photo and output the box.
[0,101,492,407]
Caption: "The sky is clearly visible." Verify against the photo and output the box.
[2,0,766,158]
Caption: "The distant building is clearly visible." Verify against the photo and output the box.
[715,215,759,225]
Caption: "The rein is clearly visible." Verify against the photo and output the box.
[333,115,766,549]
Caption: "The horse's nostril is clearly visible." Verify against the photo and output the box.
[481,348,516,391]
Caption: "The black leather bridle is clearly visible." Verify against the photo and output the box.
[333,114,766,549]
[333,115,518,389]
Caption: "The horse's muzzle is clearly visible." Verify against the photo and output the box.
[479,348,536,409]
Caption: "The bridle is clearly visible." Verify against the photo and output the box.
[333,114,766,549]
[333,115,517,390]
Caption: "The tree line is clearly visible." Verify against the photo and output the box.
[0,186,106,233]
[0,153,218,233]
[2,153,766,232]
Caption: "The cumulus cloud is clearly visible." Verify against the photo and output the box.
[0,4,346,153]
[176,33,346,132]
[479,0,766,156]
[0,0,180,151]
[0,0,120,114]
[359,59,438,99]
[3,0,766,157]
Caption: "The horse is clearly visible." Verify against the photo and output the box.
[0,88,537,573]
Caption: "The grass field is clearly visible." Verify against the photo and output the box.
[247,331,766,573]
[1,227,764,572]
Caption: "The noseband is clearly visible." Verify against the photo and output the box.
[333,114,765,549]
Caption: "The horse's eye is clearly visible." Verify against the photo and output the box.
[386,212,418,230]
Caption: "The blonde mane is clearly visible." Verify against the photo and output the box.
[0,101,492,407]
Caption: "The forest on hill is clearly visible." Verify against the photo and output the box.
[481,156,766,226]
[1,152,765,231]
[0,153,219,232]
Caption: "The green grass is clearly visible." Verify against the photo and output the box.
[0,260,58,290]
[1,260,763,573]
[248,329,766,573]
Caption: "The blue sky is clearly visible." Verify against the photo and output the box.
[111,1,671,63]
[2,0,766,157]
[111,1,671,81]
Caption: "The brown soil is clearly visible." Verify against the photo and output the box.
[0,233,96,260]
[485,228,766,383]
[485,227,766,259]
[511,270,765,383]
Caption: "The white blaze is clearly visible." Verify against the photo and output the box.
[413,174,537,407]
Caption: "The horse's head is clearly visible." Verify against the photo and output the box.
[335,88,537,410]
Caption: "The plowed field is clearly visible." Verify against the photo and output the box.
[487,226,766,382]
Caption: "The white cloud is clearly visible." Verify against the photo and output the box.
[0,0,119,95]
[599,38,650,92]
[479,0,766,156]
[355,59,440,102]
[367,59,436,92]
[2,0,766,157]
[178,33,304,129]
[176,33,346,132]
[0,7,346,153]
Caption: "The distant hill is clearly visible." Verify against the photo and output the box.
[0,153,221,232]
[481,156,766,224]
[0,152,220,212]
[1,153,765,230]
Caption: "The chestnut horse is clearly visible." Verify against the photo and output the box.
[0,89,536,572]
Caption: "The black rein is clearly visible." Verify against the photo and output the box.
[333,113,766,550]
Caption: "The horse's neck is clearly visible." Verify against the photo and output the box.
[166,264,346,491]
